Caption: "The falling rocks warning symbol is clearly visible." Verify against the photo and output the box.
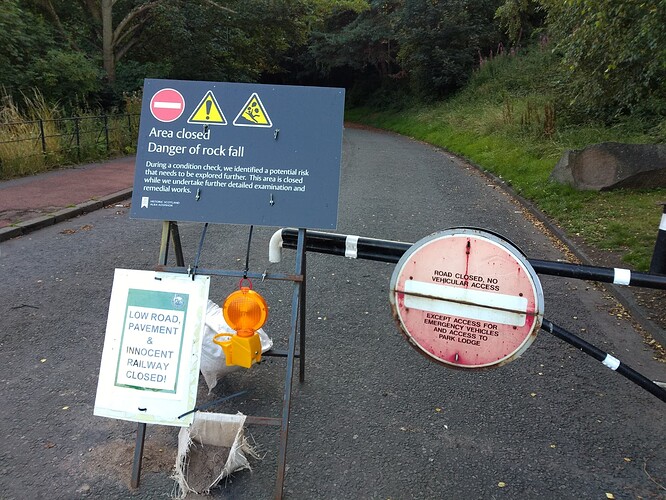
[233,93,272,127]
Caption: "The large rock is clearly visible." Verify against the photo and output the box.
[550,142,666,191]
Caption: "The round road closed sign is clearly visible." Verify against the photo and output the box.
[389,228,544,369]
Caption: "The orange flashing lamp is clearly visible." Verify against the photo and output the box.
[213,279,268,369]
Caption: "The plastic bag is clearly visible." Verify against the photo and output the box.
[200,300,273,392]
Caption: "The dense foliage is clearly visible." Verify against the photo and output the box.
[544,0,666,123]
[346,45,666,269]
[0,0,368,109]
[300,0,504,102]
[0,0,664,128]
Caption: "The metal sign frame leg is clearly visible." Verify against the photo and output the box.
[275,228,306,498]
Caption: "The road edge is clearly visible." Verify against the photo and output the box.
[346,123,666,347]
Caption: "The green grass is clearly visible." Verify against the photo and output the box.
[346,49,666,271]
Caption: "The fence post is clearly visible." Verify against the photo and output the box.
[649,202,666,275]
[39,119,46,154]
[74,117,81,162]
[103,114,110,152]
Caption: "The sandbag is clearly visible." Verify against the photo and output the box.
[172,412,255,498]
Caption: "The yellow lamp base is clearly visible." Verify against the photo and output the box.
[214,332,262,369]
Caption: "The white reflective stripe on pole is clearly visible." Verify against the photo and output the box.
[345,235,359,259]
[660,213,666,231]
[613,268,631,286]
[602,354,621,371]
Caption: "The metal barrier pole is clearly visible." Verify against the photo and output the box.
[103,114,110,152]
[273,228,666,290]
[649,202,666,275]
[74,118,81,162]
[272,228,666,403]
[542,319,666,403]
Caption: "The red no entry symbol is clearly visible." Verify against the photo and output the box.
[150,88,185,123]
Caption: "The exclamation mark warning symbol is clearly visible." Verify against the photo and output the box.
[188,90,227,125]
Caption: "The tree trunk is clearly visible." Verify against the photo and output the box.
[102,0,115,83]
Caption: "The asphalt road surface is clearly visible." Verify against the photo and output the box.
[1,126,664,499]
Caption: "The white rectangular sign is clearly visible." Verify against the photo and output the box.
[94,269,210,426]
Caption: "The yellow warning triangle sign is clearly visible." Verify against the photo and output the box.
[233,93,272,127]
[187,91,227,125]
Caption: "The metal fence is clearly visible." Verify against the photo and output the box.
[0,113,140,178]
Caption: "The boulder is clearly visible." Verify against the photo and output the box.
[550,142,666,191]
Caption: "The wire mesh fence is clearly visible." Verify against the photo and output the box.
[0,113,140,179]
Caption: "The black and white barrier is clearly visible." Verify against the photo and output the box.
[269,228,666,403]
[543,319,665,402]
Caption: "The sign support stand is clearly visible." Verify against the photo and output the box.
[130,221,307,498]
[130,422,147,488]
[124,79,344,496]
[276,228,306,496]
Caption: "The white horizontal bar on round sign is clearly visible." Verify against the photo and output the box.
[153,101,182,109]
[403,280,529,327]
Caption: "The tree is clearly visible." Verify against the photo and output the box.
[494,0,546,46]
[306,0,400,79]
[26,0,369,96]
[0,1,55,97]
[32,0,235,84]
[543,0,666,120]
[397,0,502,98]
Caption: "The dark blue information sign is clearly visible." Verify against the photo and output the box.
[130,79,345,229]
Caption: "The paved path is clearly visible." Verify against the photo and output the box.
[0,156,135,238]
[0,142,664,348]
